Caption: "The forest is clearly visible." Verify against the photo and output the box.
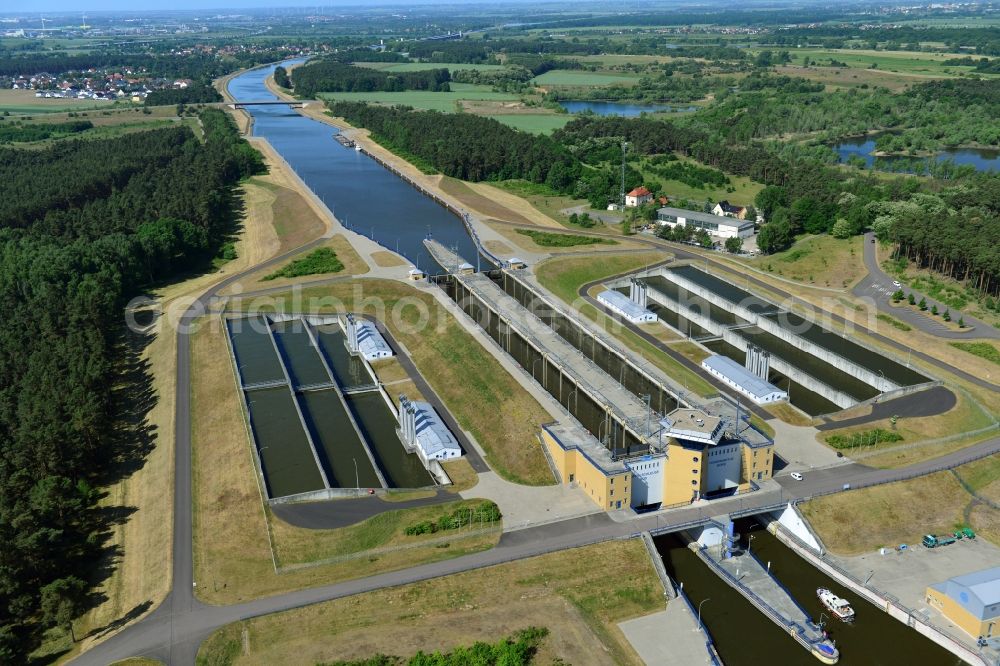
[0,120,93,144]
[290,61,450,97]
[0,109,263,661]
[327,101,580,191]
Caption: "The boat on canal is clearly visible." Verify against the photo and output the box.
[817,588,855,622]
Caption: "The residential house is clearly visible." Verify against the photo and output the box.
[625,186,653,208]
[712,200,748,219]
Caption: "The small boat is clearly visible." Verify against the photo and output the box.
[354,143,363,152]
[817,588,855,622]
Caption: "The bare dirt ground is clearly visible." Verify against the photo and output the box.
[371,250,409,268]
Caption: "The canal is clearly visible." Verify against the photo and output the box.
[226,60,481,272]
[656,523,962,665]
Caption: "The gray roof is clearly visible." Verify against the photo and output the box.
[356,321,392,357]
[598,289,655,319]
[936,567,1000,620]
[702,354,784,400]
[412,401,461,458]
[657,206,754,230]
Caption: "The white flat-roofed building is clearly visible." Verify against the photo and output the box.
[660,408,724,446]
[702,354,788,404]
[350,319,393,361]
[399,397,462,463]
[656,206,755,240]
[598,289,657,324]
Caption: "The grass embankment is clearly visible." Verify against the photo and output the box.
[320,90,519,113]
[196,540,660,666]
[190,317,501,604]
[235,279,555,486]
[750,235,864,289]
[515,229,616,248]
[639,154,763,208]
[263,247,343,280]
[950,341,1000,367]
[801,455,1000,555]
[535,252,716,397]
[819,390,995,467]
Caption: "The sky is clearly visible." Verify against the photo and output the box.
[6,0,535,12]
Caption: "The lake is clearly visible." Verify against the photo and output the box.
[833,136,1000,173]
[558,100,697,117]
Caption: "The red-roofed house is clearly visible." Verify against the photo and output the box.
[625,186,653,208]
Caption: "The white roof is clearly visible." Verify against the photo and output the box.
[702,354,783,400]
[661,408,724,446]
[356,321,391,357]
[598,289,654,319]
[412,401,461,457]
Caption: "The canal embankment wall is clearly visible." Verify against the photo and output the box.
[765,516,990,666]
[691,537,828,658]
[659,267,900,393]
[639,281,857,409]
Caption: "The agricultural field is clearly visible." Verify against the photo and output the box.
[319,90,519,112]
[0,89,137,114]
[781,48,995,77]
[355,61,510,73]
[531,70,642,87]
[488,113,571,134]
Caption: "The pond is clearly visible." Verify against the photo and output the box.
[558,100,697,117]
[833,135,1000,173]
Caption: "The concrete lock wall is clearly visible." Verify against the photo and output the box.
[645,287,856,409]
[661,269,898,393]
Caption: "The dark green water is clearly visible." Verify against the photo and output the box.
[299,390,381,489]
[346,392,432,488]
[246,387,326,497]
[764,312,927,386]
[656,527,962,666]
[643,276,744,327]
[703,339,841,416]
[739,520,962,666]
[669,265,779,315]
[271,320,332,387]
[315,325,373,389]
[227,318,285,386]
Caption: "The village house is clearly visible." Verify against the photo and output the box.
[712,200,748,219]
[625,186,653,208]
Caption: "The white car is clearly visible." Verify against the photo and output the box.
[892,280,901,288]
[790,472,804,481]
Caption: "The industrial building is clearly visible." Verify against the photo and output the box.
[598,289,657,324]
[656,206,755,239]
[702,354,788,404]
[344,314,393,361]
[398,395,462,464]
[926,568,1000,639]
[543,406,774,511]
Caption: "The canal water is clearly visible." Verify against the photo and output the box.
[299,390,382,489]
[315,325,374,389]
[704,338,844,417]
[226,60,481,272]
[833,135,1000,173]
[656,525,962,665]
[558,100,698,116]
[271,320,333,387]
[227,317,284,386]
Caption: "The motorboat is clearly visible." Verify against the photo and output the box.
[817,588,855,622]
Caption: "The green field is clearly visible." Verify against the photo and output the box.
[355,61,509,73]
[781,48,995,77]
[320,90,518,112]
[488,114,571,134]
[531,70,642,86]
[638,155,763,207]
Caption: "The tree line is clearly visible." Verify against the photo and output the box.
[145,84,222,106]
[327,101,581,191]
[0,109,263,661]
[290,61,450,97]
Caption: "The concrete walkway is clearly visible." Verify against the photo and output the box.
[460,471,599,530]
[620,605,715,665]
[770,420,847,472]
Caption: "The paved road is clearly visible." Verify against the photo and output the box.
[816,385,958,431]
[853,232,999,340]
[273,489,453,530]
[74,428,1000,665]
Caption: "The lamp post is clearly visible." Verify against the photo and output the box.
[747,533,756,557]
[698,598,711,629]
[353,457,359,490]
